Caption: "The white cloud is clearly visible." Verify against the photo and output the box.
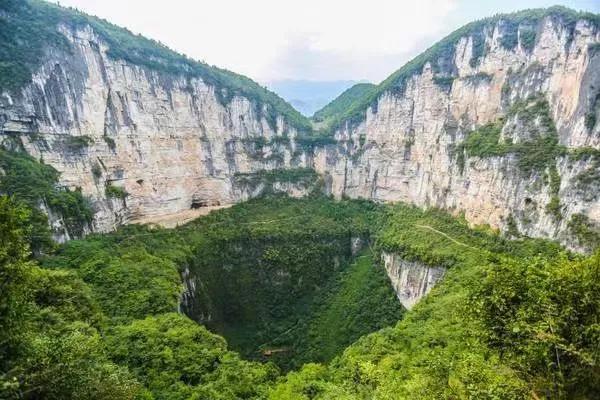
[48,0,600,82]
[51,0,457,82]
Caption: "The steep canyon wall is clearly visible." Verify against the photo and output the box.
[1,10,599,249]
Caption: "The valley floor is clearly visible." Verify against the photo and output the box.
[1,195,598,399]
[129,204,234,228]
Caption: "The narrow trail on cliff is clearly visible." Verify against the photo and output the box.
[414,224,480,251]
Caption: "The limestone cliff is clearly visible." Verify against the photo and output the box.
[0,1,314,237]
[1,3,599,249]
[313,9,600,250]
[381,252,445,309]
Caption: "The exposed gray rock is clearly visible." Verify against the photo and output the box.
[1,16,599,249]
[313,16,600,248]
[382,252,445,309]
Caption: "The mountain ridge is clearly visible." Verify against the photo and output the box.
[316,6,600,133]
[266,80,364,117]
[0,1,598,250]
[0,0,312,133]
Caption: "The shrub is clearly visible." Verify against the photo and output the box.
[64,135,93,152]
[296,134,337,151]
[461,120,507,158]
[457,97,568,175]
[568,146,600,161]
[233,168,319,188]
[519,29,537,51]
[432,75,455,90]
[91,162,103,179]
[545,195,562,220]
[0,148,93,247]
[568,213,600,249]
[105,183,128,199]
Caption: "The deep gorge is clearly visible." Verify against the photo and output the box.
[5,191,597,399]
[1,2,599,250]
[1,1,599,399]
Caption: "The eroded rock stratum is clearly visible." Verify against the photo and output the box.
[1,7,598,249]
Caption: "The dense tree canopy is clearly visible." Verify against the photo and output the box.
[0,146,598,399]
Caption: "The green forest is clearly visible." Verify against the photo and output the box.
[1,146,598,399]
[1,1,599,399]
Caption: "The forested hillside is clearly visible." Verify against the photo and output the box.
[1,1,599,399]
[1,151,598,399]
[312,83,376,125]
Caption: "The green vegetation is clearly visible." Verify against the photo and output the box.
[574,167,600,198]
[295,134,338,151]
[545,166,562,221]
[301,252,403,364]
[464,72,493,84]
[568,146,600,161]
[45,242,182,323]
[0,148,93,250]
[2,186,599,398]
[458,120,506,159]
[585,112,597,132]
[62,135,94,152]
[568,213,600,250]
[240,136,292,162]
[39,195,399,377]
[545,195,562,220]
[585,92,599,132]
[0,196,140,399]
[106,313,279,399]
[520,29,537,51]
[457,97,568,176]
[505,214,521,237]
[1,195,282,399]
[241,136,269,148]
[455,96,583,222]
[105,183,128,199]
[314,7,599,134]
[233,168,320,192]
[91,162,103,179]
[312,83,376,124]
[569,147,600,201]
[3,2,600,398]
[270,204,598,399]
[432,75,456,91]
[0,0,312,134]
[176,197,390,370]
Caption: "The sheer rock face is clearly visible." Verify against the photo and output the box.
[1,16,599,247]
[313,17,600,248]
[0,25,310,233]
[381,252,445,309]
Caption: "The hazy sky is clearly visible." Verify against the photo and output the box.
[50,0,600,84]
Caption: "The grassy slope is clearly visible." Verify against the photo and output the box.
[303,251,403,363]
[0,0,312,133]
[312,83,376,123]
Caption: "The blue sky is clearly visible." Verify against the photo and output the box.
[51,0,599,83]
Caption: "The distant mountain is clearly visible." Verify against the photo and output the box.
[266,80,368,117]
[313,83,376,124]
